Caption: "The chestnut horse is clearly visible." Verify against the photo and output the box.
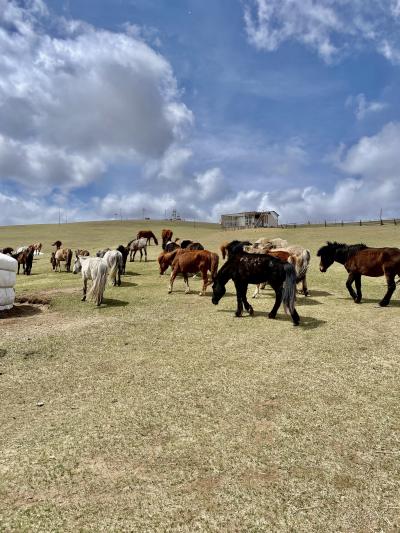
[75,249,90,257]
[167,249,219,295]
[136,230,158,246]
[162,229,173,250]
[317,241,400,306]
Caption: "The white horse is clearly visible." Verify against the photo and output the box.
[127,237,147,262]
[103,250,123,286]
[73,256,108,306]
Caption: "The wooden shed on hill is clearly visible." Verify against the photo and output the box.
[220,211,279,229]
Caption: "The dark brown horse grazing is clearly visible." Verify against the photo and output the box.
[167,250,219,295]
[52,240,62,249]
[317,241,400,306]
[12,247,34,275]
[162,229,173,250]
[136,230,158,246]
[0,247,14,255]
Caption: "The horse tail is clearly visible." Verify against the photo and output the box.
[108,254,119,284]
[88,263,108,305]
[210,252,219,281]
[296,249,311,281]
[152,233,159,245]
[282,262,297,315]
[66,249,72,271]
[220,244,227,260]
[127,239,135,248]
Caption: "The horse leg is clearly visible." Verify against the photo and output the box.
[117,269,121,286]
[139,249,142,262]
[252,284,260,298]
[168,268,178,293]
[241,283,254,315]
[130,249,133,262]
[345,272,358,301]
[268,284,282,319]
[379,272,396,307]
[144,247,147,262]
[199,269,208,295]
[302,275,309,297]
[233,280,244,317]
[184,275,190,294]
[81,278,87,301]
[354,274,362,303]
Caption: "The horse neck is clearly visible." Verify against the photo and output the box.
[216,261,232,286]
[333,246,349,265]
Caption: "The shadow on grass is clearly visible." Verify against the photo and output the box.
[338,297,400,307]
[215,308,326,329]
[101,298,129,307]
[308,290,333,297]
[0,304,43,319]
[123,271,141,276]
[119,281,138,287]
[295,297,323,306]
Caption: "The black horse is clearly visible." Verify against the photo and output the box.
[212,244,300,325]
[116,245,129,275]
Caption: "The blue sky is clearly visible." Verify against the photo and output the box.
[1,0,400,225]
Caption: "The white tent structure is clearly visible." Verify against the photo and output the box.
[0,253,17,311]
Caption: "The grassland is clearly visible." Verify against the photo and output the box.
[1,220,399,532]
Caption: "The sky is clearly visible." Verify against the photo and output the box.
[1,0,400,225]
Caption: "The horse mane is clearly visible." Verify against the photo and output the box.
[226,240,253,256]
[317,241,368,260]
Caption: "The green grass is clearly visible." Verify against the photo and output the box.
[1,220,400,531]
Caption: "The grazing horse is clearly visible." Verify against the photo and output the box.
[248,245,311,297]
[254,237,288,249]
[52,240,62,249]
[136,230,158,246]
[116,245,129,274]
[76,249,90,257]
[212,246,300,325]
[186,242,204,250]
[317,241,400,306]
[162,229,173,251]
[165,241,180,253]
[103,250,123,286]
[73,256,108,306]
[51,248,72,272]
[12,247,34,275]
[127,238,147,262]
[167,250,219,295]
[0,247,14,255]
[32,242,42,255]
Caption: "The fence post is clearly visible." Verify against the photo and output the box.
[324,220,327,227]
[341,220,344,227]
[394,219,397,226]
[359,220,362,226]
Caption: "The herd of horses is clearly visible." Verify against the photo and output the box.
[2,228,400,326]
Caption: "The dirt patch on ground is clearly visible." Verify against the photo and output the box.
[1,290,104,339]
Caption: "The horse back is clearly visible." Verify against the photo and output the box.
[346,248,400,276]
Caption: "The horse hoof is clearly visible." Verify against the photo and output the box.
[249,307,254,316]
[268,313,276,319]
[379,301,388,307]
[235,312,243,317]
[293,321,300,326]
[81,297,86,302]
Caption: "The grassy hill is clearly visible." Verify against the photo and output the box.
[1,220,399,531]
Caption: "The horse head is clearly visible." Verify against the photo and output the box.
[73,256,82,274]
[317,241,337,272]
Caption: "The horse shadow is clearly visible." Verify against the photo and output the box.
[215,309,326,329]
[308,290,333,297]
[101,298,129,307]
[119,281,137,287]
[295,297,323,306]
[123,271,141,276]
[338,297,400,307]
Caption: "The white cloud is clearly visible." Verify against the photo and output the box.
[345,93,387,120]
[244,0,400,64]
[0,1,192,193]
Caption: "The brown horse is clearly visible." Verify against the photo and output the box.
[0,247,14,255]
[30,242,42,255]
[136,230,158,245]
[317,241,400,306]
[52,240,62,249]
[167,250,219,295]
[51,248,73,272]
[162,229,173,250]
[12,247,34,275]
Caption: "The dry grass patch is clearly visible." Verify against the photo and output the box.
[0,220,400,531]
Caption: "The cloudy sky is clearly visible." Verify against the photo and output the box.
[1,0,400,225]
